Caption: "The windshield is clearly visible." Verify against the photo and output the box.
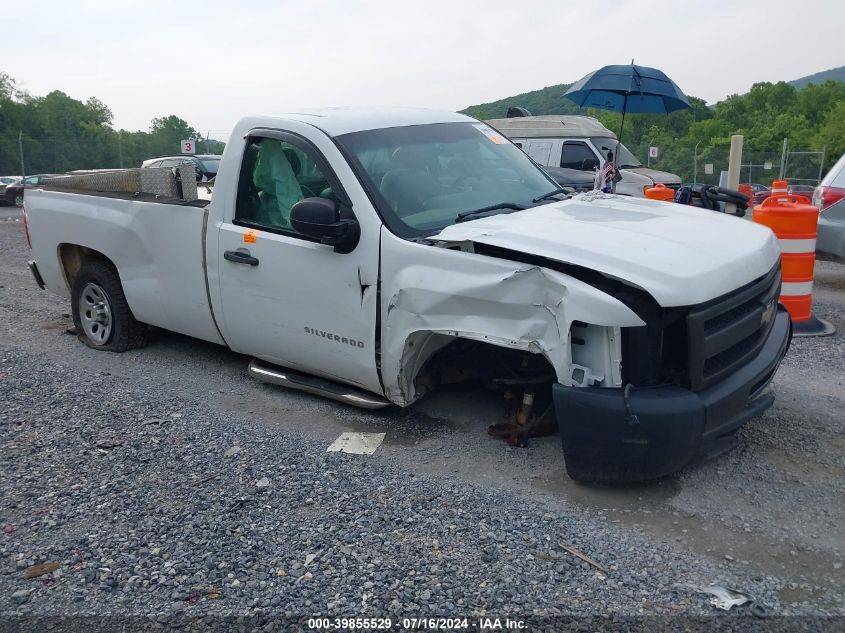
[591,137,642,168]
[198,157,220,174]
[336,122,560,237]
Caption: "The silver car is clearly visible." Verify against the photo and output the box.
[814,152,845,259]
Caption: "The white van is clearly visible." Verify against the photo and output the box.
[486,115,681,198]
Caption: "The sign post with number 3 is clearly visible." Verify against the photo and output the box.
[180,139,195,154]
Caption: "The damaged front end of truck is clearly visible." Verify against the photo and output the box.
[377,204,792,483]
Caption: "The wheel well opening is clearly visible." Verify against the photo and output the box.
[58,244,110,292]
[412,337,558,446]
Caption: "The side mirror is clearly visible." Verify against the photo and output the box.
[290,197,359,254]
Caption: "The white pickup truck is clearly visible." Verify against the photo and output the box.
[22,108,791,482]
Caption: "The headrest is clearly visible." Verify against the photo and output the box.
[282,148,301,175]
[390,145,432,170]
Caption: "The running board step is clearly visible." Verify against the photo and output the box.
[248,360,392,410]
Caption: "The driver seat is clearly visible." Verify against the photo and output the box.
[379,146,441,218]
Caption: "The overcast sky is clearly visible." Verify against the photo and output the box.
[2,0,843,139]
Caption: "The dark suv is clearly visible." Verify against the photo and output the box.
[140,155,221,181]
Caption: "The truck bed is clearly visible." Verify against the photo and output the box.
[26,188,224,346]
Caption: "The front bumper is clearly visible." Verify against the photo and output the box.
[554,306,792,482]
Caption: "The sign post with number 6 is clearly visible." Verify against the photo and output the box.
[180,139,195,154]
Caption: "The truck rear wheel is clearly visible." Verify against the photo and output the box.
[71,261,148,352]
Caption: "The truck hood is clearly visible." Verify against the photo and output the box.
[431,192,780,307]
[624,166,681,184]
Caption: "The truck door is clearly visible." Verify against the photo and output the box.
[214,129,383,394]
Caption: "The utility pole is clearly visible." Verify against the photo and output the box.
[778,138,788,180]
[693,140,701,186]
[818,146,826,183]
[118,133,124,169]
[18,130,25,179]
[206,130,210,155]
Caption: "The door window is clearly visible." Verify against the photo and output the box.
[235,137,337,236]
[560,142,599,171]
[525,141,552,166]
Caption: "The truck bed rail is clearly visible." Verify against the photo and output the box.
[44,166,200,203]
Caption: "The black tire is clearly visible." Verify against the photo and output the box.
[71,260,148,352]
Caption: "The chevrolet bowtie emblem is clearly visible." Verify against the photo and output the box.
[761,297,776,326]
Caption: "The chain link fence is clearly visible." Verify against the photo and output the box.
[781,148,827,186]
[640,143,826,189]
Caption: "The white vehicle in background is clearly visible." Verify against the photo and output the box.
[486,115,681,197]
[813,151,845,260]
[22,108,790,483]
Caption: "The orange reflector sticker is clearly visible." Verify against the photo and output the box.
[472,123,509,145]
[243,230,257,244]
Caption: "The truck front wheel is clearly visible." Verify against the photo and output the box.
[71,261,148,352]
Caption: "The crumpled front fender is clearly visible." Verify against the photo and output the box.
[379,231,645,406]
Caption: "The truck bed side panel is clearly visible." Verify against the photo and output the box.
[26,189,224,345]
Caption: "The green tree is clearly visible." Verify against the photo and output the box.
[814,101,845,165]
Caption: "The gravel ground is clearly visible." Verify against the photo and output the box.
[1,212,843,629]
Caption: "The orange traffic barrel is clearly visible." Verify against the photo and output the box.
[644,183,675,202]
[753,188,835,336]
[770,179,788,196]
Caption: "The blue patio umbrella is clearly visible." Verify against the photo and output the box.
[563,63,691,167]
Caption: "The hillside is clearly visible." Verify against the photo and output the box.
[460,83,580,119]
[788,66,845,90]
[462,66,845,119]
